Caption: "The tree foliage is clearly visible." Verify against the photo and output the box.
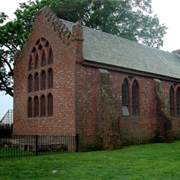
[0,0,167,96]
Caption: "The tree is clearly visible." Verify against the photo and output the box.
[0,13,15,97]
[0,1,41,97]
[0,0,167,96]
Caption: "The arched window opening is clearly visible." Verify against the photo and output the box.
[42,50,46,67]
[49,48,53,64]
[35,39,40,45]
[38,44,42,50]
[44,40,49,47]
[41,37,46,43]
[28,97,33,118]
[176,88,180,116]
[132,80,139,116]
[34,96,39,117]
[35,53,39,69]
[29,56,33,71]
[34,73,39,91]
[41,95,46,117]
[48,94,53,116]
[122,79,129,116]
[27,38,54,119]
[41,71,46,90]
[32,47,36,52]
[28,74,33,93]
[170,86,175,116]
[48,68,53,88]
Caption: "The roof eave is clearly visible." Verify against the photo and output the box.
[82,59,180,83]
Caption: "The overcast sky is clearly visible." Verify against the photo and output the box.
[0,0,180,119]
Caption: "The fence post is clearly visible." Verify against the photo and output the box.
[75,134,79,152]
[35,135,38,156]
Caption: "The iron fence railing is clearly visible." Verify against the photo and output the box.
[0,109,13,124]
[0,134,79,158]
[0,124,13,138]
[0,109,13,139]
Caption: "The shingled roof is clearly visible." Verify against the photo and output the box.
[62,19,180,81]
[37,7,180,81]
[83,26,180,79]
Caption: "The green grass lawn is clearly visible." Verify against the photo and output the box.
[0,141,180,180]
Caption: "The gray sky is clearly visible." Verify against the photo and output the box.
[0,0,180,119]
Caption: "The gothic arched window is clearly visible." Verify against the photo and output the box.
[176,88,180,116]
[34,72,39,91]
[29,55,33,71]
[34,96,39,117]
[41,70,46,90]
[48,93,53,116]
[49,48,53,64]
[41,95,46,117]
[122,79,129,116]
[27,38,54,119]
[42,50,46,67]
[28,74,33,93]
[28,97,33,118]
[35,53,39,69]
[48,68,53,88]
[170,86,174,116]
[132,80,139,116]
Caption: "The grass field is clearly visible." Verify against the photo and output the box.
[0,141,180,180]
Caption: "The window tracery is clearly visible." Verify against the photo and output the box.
[27,37,54,118]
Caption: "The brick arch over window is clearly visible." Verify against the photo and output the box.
[132,80,139,116]
[48,93,53,116]
[122,78,129,116]
[169,86,175,116]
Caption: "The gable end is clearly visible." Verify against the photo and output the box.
[34,6,83,45]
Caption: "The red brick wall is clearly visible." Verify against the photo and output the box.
[75,65,100,135]
[13,9,180,148]
[75,64,180,145]
[14,12,77,135]
[111,74,155,144]
[162,82,180,139]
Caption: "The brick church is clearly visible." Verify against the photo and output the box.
[13,7,180,151]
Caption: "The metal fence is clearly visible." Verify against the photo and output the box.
[0,134,78,158]
[0,109,13,139]
[0,109,13,124]
[0,124,13,138]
